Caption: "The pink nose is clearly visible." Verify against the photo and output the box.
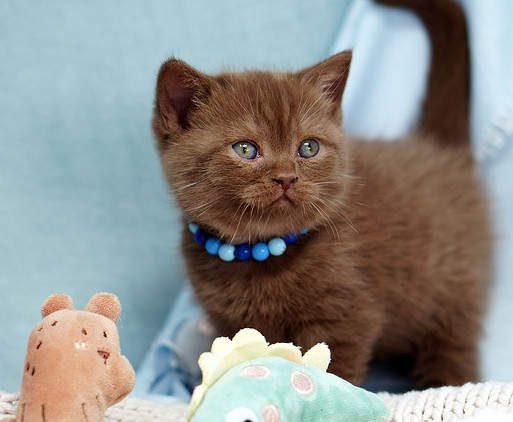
[272,175,298,191]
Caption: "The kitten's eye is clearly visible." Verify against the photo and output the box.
[298,139,320,158]
[232,141,258,160]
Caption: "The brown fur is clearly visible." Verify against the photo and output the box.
[152,0,491,388]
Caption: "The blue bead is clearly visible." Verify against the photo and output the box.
[205,237,222,255]
[283,233,298,245]
[299,228,310,235]
[218,244,236,262]
[188,222,199,234]
[268,237,287,256]
[252,243,270,261]
[235,244,251,261]
[194,228,208,246]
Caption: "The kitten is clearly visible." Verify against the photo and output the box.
[152,0,491,388]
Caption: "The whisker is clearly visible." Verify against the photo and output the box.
[309,201,341,243]
[187,199,217,212]
[173,181,199,192]
[263,203,274,234]
[248,203,256,245]
[231,203,250,243]
[315,196,358,237]
[229,202,250,244]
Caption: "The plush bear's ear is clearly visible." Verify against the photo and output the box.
[85,292,121,323]
[41,294,75,317]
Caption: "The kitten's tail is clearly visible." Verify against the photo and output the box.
[375,0,470,148]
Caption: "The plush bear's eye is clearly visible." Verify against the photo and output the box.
[225,407,258,422]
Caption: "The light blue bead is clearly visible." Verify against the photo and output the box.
[218,244,236,262]
[205,237,222,255]
[268,237,287,256]
[252,243,270,261]
[300,228,310,235]
[188,222,199,234]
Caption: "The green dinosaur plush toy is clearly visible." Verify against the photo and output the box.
[188,328,389,422]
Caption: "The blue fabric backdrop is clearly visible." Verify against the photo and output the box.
[0,0,349,392]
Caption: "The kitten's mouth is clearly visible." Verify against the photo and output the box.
[274,195,292,204]
[272,192,294,206]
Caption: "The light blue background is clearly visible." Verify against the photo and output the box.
[0,0,349,392]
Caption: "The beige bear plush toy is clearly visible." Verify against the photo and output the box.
[6,293,135,421]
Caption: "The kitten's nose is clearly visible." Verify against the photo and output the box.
[272,174,298,191]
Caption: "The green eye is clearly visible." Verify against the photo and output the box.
[298,139,320,158]
[232,141,258,160]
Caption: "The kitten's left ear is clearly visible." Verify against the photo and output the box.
[298,51,352,114]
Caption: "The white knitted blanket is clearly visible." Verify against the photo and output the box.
[1,382,513,421]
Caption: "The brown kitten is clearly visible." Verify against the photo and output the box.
[152,0,491,388]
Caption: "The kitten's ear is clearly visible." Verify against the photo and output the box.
[155,58,212,134]
[298,51,352,114]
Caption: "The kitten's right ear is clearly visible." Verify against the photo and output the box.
[155,58,212,134]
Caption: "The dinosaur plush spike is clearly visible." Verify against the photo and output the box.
[267,342,303,363]
[302,343,331,371]
[188,328,389,422]
[211,336,234,356]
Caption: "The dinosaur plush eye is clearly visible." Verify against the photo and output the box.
[232,141,259,160]
[225,407,258,422]
[298,138,319,158]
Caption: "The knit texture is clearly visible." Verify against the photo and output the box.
[2,382,513,421]
[380,382,513,421]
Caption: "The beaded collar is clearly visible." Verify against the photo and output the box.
[188,222,309,262]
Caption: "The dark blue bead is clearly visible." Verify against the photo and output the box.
[194,228,208,246]
[235,244,251,261]
[283,233,298,245]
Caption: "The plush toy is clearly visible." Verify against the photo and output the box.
[188,328,389,422]
[6,293,135,422]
